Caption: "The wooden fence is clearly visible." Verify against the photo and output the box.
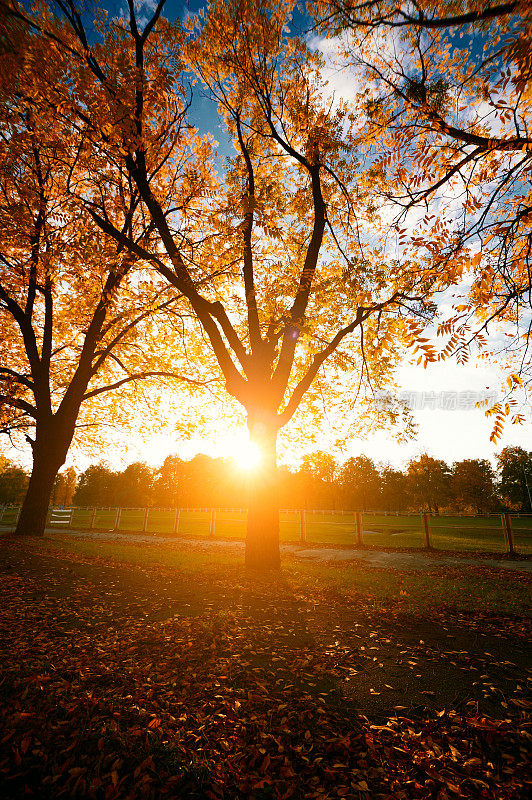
[1,505,530,554]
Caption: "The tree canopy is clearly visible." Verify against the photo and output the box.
[1,0,528,564]
[313,0,532,438]
[17,0,449,567]
[0,5,212,535]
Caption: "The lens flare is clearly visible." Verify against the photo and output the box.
[235,440,262,471]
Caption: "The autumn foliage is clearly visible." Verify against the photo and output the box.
[0,0,531,566]
[0,536,530,799]
[314,0,532,438]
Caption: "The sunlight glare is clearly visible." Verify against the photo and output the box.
[235,440,262,471]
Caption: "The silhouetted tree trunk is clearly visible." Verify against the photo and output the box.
[245,412,280,570]
[15,416,75,537]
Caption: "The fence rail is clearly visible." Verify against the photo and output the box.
[1,504,531,554]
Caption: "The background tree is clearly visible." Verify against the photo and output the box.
[277,464,306,510]
[407,454,451,513]
[451,458,496,514]
[496,446,532,511]
[0,458,29,505]
[299,450,339,509]
[113,462,154,508]
[0,9,208,536]
[379,465,409,512]
[52,467,77,507]
[340,455,381,510]
[67,447,519,515]
[73,463,117,507]
[153,455,186,507]
[181,454,248,508]
[313,0,532,437]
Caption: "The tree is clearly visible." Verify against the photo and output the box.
[407,453,451,513]
[18,0,449,569]
[180,454,237,508]
[0,459,29,505]
[52,467,77,507]
[153,455,186,508]
[340,455,381,511]
[299,450,339,508]
[114,462,154,508]
[314,0,532,437]
[496,446,532,511]
[73,463,117,507]
[380,465,409,512]
[0,8,207,536]
[301,451,338,484]
[451,458,496,513]
[277,464,306,509]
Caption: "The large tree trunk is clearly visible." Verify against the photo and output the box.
[245,415,281,571]
[14,424,71,537]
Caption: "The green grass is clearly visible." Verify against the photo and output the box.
[40,533,531,616]
[3,506,532,553]
[359,512,530,552]
[0,507,20,525]
[45,533,238,573]
[289,560,531,616]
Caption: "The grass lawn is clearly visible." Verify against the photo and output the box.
[41,532,532,616]
[4,506,531,554]
[0,533,530,799]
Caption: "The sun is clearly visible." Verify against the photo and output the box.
[234,440,262,471]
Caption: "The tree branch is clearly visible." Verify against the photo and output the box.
[0,395,38,419]
[322,1,519,30]
[0,368,34,391]
[82,371,213,401]
[271,163,327,400]
[235,113,261,352]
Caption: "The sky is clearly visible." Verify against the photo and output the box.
[3,0,530,475]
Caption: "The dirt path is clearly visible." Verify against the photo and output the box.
[16,527,532,573]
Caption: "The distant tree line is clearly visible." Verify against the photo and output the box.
[0,456,77,508]
[288,449,532,514]
[1,447,531,514]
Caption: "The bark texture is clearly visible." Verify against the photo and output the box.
[14,421,72,537]
[245,415,281,571]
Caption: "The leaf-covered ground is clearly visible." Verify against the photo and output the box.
[0,537,530,799]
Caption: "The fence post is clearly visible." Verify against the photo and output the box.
[299,509,306,544]
[114,507,122,530]
[173,508,180,535]
[142,508,149,533]
[501,513,515,555]
[209,508,216,538]
[355,511,363,547]
[422,512,432,549]
[90,507,97,529]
